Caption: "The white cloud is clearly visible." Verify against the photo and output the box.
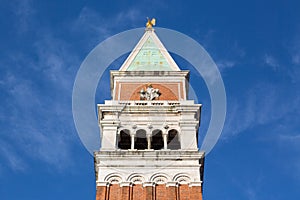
[217,60,236,70]
[0,5,147,173]
[11,0,35,33]
[0,71,75,170]
[292,54,300,65]
[0,140,27,172]
[209,40,245,71]
[71,7,142,45]
[222,82,300,139]
[264,54,280,71]
[278,134,300,142]
[0,32,79,173]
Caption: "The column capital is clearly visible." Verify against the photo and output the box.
[166,182,178,187]
[96,181,109,187]
[189,181,202,187]
[120,182,132,187]
[143,182,155,187]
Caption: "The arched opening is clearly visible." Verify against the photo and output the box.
[167,129,180,150]
[118,129,131,149]
[151,129,164,150]
[134,129,147,150]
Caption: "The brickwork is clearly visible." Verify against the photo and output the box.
[120,186,130,200]
[145,185,154,200]
[95,184,202,200]
[155,184,167,200]
[132,184,144,200]
[190,186,203,200]
[178,184,189,200]
[166,186,177,200]
[114,82,183,100]
[96,186,107,200]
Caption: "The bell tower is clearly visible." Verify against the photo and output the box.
[94,20,205,200]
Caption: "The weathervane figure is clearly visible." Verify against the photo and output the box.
[146,17,156,28]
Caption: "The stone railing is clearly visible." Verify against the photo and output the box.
[104,100,195,106]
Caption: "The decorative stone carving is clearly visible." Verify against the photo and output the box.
[105,174,123,184]
[150,173,170,184]
[139,84,161,100]
[173,173,192,184]
[127,174,145,184]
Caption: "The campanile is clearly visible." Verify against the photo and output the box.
[94,19,205,200]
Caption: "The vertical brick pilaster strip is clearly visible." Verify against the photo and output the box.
[166,182,178,200]
[178,184,189,200]
[120,182,131,200]
[132,184,144,200]
[143,182,154,200]
[96,186,107,200]
[155,184,167,200]
[189,186,203,200]
[108,184,121,200]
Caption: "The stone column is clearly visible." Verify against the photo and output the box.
[131,125,137,150]
[163,125,169,150]
[163,133,168,150]
[148,124,153,150]
[147,134,151,149]
[130,132,135,150]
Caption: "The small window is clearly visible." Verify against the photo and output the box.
[167,129,180,150]
[118,129,131,149]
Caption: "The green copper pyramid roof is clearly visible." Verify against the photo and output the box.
[126,36,173,71]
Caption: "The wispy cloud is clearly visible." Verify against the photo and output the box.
[216,60,236,70]
[11,0,35,33]
[264,54,280,71]
[222,82,300,138]
[0,33,79,173]
[0,6,147,173]
[0,140,27,172]
[292,54,300,65]
[214,40,245,71]
[275,132,300,179]
[71,7,142,47]
[0,70,75,171]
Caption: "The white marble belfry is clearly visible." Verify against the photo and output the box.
[94,27,205,187]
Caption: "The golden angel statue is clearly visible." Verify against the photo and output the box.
[146,18,156,28]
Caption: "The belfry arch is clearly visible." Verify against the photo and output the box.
[167,129,181,150]
[151,129,164,150]
[118,129,131,149]
[134,129,147,150]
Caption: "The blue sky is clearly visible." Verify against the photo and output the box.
[1,0,300,199]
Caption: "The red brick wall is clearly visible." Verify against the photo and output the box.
[155,184,167,200]
[96,184,202,200]
[96,186,107,200]
[120,185,130,200]
[132,184,144,200]
[178,184,189,200]
[108,184,121,200]
[190,186,203,200]
[114,82,184,100]
[145,185,154,200]
[166,186,177,200]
